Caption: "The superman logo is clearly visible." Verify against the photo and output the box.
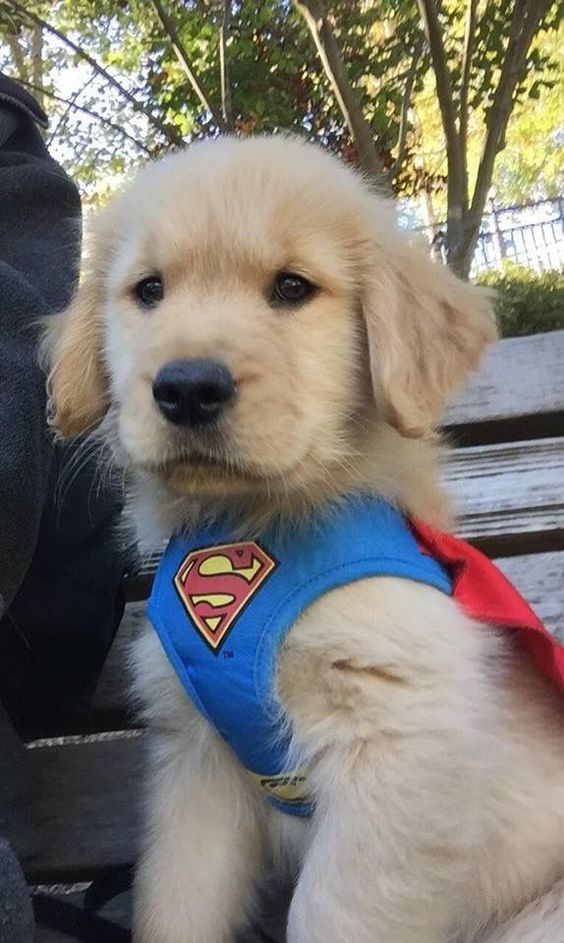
[174,542,276,652]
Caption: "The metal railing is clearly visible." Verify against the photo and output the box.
[422,198,564,275]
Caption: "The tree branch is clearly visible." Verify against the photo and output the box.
[4,0,183,146]
[218,0,233,130]
[46,72,97,148]
[416,0,464,195]
[149,0,227,131]
[5,31,28,83]
[30,22,44,109]
[459,0,477,195]
[390,36,424,181]
[17,78,154,155]
[416,0,460,160]
[294,0,391,191]
[469,0,553,224]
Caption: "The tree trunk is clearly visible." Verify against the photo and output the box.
[416,0,467,271]
[294,0,391,193]
[447,221,479,279]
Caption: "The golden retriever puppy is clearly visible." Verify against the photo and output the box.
[45,136,564,943]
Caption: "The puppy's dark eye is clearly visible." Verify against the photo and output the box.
[134,275,164,308]
[271,272,316,306]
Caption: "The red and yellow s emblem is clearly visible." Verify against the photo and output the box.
[174,542,276,652]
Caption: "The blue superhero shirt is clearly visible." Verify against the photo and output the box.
[147,495,452,816]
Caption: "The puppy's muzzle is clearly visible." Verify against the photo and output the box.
[152,358,236,428]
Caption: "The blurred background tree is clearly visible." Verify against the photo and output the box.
[0,0,561,278]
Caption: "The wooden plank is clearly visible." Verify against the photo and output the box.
[496,552,564,641]
[24,732,144,884]
[22,552,564,883]
[446,438,564,555]
[445,330,564,437]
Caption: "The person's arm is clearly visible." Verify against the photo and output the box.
[0,75,81,616]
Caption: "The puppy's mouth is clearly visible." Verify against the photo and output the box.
[138,441,309,497]
[166,455,258,480]
[141,447,267,491]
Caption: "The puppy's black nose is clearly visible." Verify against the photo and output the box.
[152,359,236,427]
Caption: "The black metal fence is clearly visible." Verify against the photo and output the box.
[422,198,564,275]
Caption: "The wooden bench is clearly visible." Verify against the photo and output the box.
[24,330,564,941]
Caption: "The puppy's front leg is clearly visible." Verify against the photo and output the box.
[286,746,464,943]
[133,722,265,943]
[281,579,493,943]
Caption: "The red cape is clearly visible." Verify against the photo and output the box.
[412,521,564,693]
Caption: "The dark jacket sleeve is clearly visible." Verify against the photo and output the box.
[0,77,127,738]
[0,76,81,616]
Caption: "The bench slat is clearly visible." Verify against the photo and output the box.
[496,552,564,640]
[447,437,564,555]
[25,732,143,883]
[445,330,564,436]
[24,551,564,883]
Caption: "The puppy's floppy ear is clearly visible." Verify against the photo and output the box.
[43,272,109,439]
[361,228,497,438]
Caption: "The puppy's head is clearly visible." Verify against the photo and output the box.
[46,137,496,515]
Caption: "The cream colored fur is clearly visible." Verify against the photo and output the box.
[44,136,564,942]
